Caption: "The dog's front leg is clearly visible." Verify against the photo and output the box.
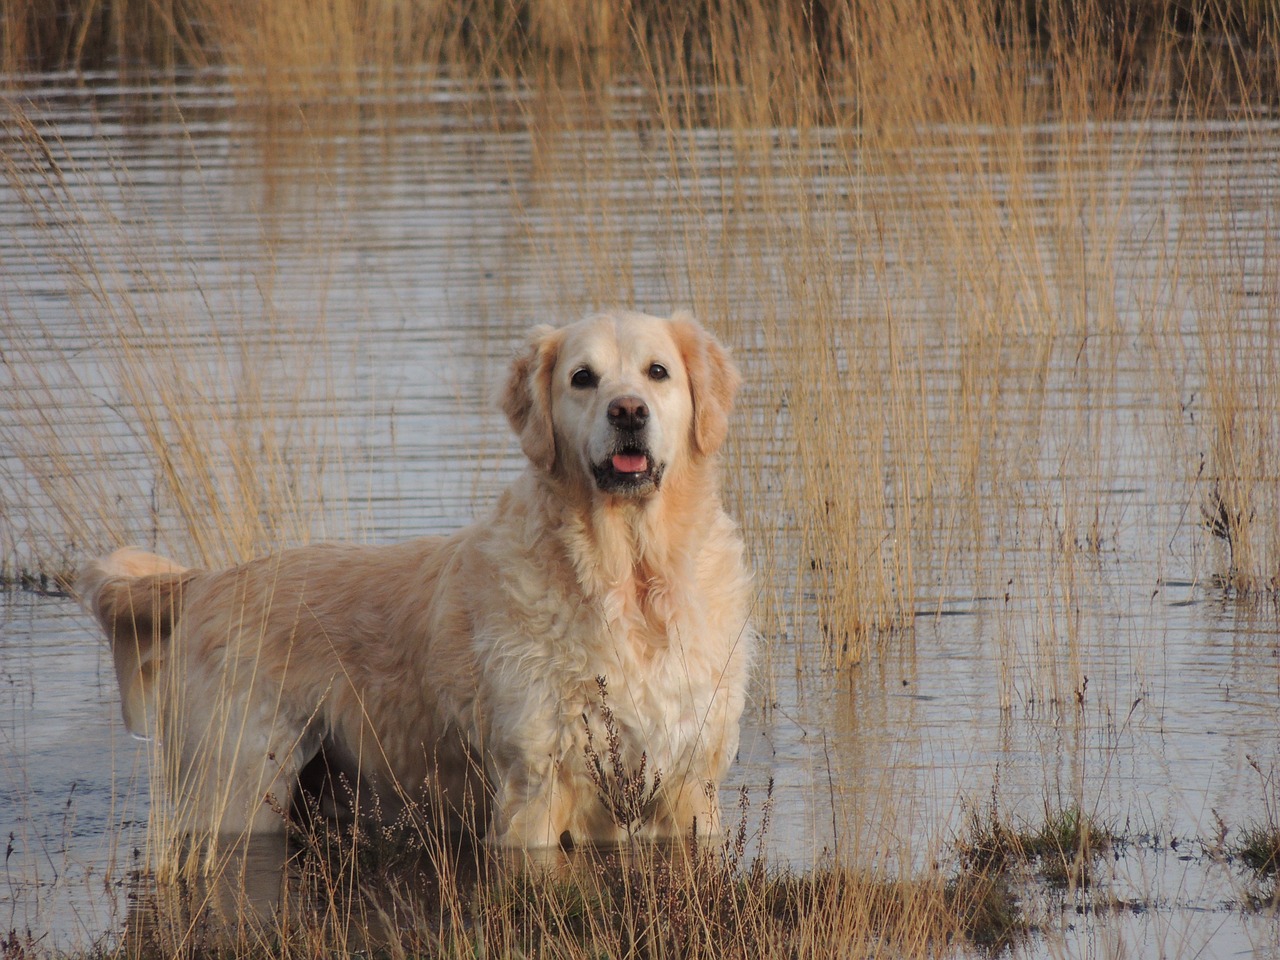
[650,774,723,840]
[484,755,575,848]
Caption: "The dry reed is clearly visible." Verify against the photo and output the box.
[4,0,1280,955]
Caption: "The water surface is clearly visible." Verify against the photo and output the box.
[3,71,1280,957]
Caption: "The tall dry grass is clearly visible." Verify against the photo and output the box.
[482,0,1280,670]
[0,104,367,576]
[5,0,1280,953]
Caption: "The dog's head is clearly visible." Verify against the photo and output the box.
[502,310,740,498]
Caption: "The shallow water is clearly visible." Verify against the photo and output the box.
[3,71,1280,956]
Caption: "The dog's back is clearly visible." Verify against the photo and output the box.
[77,548,196,735]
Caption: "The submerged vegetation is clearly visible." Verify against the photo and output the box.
[5,0,1280,955]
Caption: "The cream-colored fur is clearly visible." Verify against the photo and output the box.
[78,310,753,848]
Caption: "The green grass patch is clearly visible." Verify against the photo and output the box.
[959,798,1117,889]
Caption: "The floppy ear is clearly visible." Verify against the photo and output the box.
[502,324,561,471]
[669,311,741,457]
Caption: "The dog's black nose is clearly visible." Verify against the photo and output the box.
[607,395,649,431]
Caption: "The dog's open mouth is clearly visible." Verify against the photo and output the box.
[593,447,663,495]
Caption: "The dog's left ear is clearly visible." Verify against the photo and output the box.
[669,311,741,457]
[502,325,561,471]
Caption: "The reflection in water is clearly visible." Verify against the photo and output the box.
[4,71,1280,957]
[125,836,292,951]
[121,826,729,956]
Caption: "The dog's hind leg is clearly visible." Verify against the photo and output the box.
[158,682,322,845]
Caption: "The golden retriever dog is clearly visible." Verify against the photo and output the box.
[78,309,753,850]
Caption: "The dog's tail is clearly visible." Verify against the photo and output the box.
[76,548,197,735]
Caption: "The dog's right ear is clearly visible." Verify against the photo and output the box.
[502,325,561,472]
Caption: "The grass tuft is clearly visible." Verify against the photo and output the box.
[1233,756,1280,886]
[1234,824,1280,876]
[959,795,1117,889]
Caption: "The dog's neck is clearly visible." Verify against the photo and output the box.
[533,459,719,634]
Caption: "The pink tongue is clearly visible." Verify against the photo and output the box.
[612,453,648,473]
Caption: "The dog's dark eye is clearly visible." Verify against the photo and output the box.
[648,363,669,382]
[571,367,598,389]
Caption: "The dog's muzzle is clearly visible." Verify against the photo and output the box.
[593,395,663,496]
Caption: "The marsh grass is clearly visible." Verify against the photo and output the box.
[114,782,1028,960]
[6,0,1280,954]
[959,795,1118,891]
[1231,757,1280,906]
[1235,823,1280,876]
[6,2,1280,638]
[1,100,369,578]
